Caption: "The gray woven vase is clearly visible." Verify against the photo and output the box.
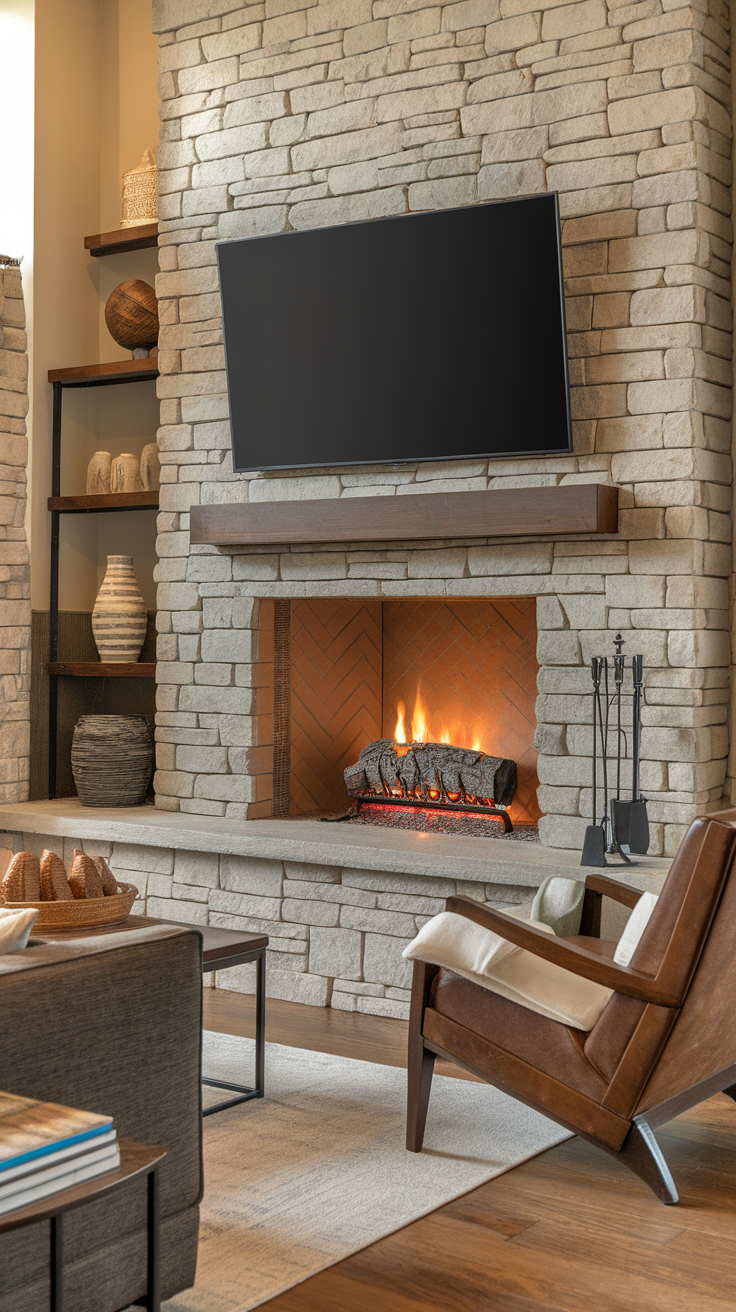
[71,715,153,808]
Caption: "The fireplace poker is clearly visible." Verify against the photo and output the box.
[627,653,650,854]
[603,648,631,866]
[581,656,607,868]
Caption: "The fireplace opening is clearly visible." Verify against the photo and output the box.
[251,597,541,836]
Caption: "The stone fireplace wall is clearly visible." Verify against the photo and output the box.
[151,0,733,856]
[0,264,31,803]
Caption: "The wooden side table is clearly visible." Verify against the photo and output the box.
[0,1139,165,1312]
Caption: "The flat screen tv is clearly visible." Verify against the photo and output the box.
[217,192,572,473]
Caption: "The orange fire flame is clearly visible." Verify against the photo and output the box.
[411,686,428,743]
[394,684,485,754]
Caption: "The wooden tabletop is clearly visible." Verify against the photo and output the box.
[0,1140,165,1234]
[35,914,269,965]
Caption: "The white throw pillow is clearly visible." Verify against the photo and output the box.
[613,892,659,967]
[0,906,38,953]
[404,909,613,1031]
[403,909,555,978]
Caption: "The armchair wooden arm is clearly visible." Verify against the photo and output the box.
[444,895,683,1008]
[585,873,642,908]
[579,873,641,937]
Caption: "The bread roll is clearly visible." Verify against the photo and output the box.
[2,852,40,902]
[40,850,74,901]
[22,854,41,901]
[68,850,104,900]
[92,855,118,896]
[2,853,28,901]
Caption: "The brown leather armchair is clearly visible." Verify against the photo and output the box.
[406,815,736,1204]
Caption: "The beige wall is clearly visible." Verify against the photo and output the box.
[30,0,159,611]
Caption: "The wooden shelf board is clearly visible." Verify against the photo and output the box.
[190,484,619,547]
[84,222,158,257]
[48,492,159,513]
[48,358,159,387]
[48,662,156,678]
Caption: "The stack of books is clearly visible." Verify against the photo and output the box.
[0,1091,120,1216]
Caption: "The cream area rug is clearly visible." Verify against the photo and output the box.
[164,1032,571,1311]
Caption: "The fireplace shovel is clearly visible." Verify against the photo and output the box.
[610,654,649,855]
[581,657,607,868]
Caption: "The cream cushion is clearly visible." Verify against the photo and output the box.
[530,876,585,937]
[404,909,613,1031]
[614,891,658,966]
[0,906,38,953]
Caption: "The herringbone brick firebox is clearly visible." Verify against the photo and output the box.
[252,596,540,828]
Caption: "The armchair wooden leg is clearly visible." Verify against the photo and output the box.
[617,1117,679,1205]
[407,1042,435,1153]
[406,960,438,1153]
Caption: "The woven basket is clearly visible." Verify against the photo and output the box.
[3,883,138,930]
[71,715,153,808]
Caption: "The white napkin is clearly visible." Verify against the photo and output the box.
[0,906,39,953]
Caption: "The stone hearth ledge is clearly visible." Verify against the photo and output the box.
[0,800,669,894]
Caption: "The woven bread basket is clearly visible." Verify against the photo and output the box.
[2,883,138,930]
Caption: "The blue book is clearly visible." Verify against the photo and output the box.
[0,1092,113,1174]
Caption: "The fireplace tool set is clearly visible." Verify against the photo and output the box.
[581,635,649,868]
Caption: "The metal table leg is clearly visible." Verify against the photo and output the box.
[202,946,266,1115]
[255,943,265,1098]
[146,1166,160,1312]
[50,1212,63,1311]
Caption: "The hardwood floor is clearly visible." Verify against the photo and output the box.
[204,989,736,1311]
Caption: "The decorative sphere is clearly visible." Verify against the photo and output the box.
[104,279,159,351]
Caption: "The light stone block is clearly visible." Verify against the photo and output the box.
[363,934,413,990]
[309,927,363,980]
[174,848,220,888]
[220,855,283,896]
[283,898,340,928]
[147,895,208,925]
[340,906,416,937]
[219,964,330,1007]
[283,861,342,884]
[111,843,174,875]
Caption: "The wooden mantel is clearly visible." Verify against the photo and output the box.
[190,484,618,547]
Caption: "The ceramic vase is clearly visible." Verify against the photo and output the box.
[140,442,160,492]
[71,715,153,807]
[91,556,147,662]
[110,453,141,493]
[86,451,112,496]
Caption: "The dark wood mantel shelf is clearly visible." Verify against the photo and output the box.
[48,492,159,513]
[48,662,156,678]
[84,223,158,257]
[190,484,619,547]
[48,359,159,387]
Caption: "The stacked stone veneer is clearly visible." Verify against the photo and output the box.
[0,824,542,1017]
[0,265,31,803]
[151,0,733,859]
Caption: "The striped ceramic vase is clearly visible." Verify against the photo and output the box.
[91,556,147,662]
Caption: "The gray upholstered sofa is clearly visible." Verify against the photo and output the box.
[0,923,203,1311]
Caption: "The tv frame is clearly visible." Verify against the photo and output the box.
[217,192,573,475]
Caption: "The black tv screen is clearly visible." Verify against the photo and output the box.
[217,192,571,473]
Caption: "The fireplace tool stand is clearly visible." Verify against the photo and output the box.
[581,636,649,868]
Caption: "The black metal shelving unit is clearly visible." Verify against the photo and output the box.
[47,359,159,798]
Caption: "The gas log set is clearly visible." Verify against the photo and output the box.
[343,739,517,832]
